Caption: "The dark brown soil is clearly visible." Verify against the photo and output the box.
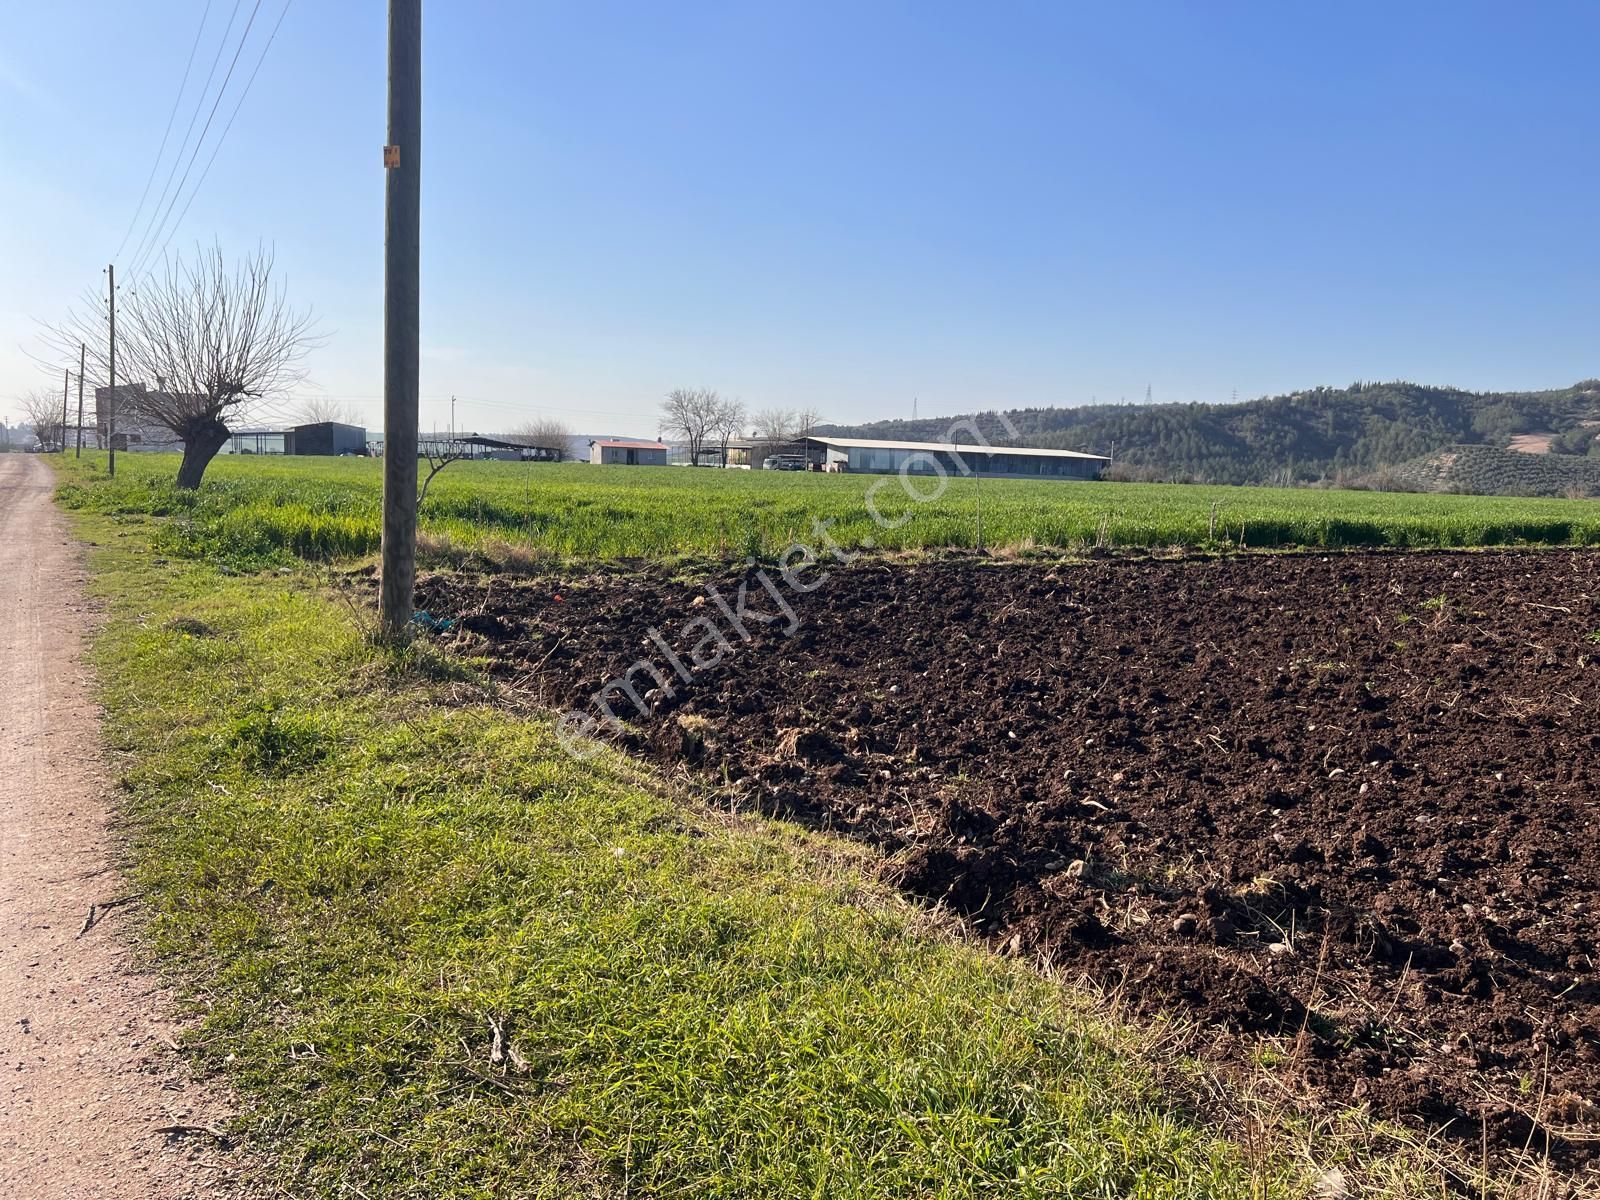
[419,551,1600,1167]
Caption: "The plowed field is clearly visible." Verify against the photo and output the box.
[420,550,1600,1166]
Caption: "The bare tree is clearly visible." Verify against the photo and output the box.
[297,396,360,426]
[793,406,823,439]
[659,387,722,465]
[42,245,317,489]
[418,434,472,505]
[752,407,796,449]
[711,395,746,467]
[508,416,573,458]
[20,389,64,450]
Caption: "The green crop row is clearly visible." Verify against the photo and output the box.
[53,451,1600,568]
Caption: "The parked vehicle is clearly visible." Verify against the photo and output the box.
[762,454,807,471]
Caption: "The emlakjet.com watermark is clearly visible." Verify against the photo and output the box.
[553,414,1020,760]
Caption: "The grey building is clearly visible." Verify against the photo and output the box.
[291,421,368,456]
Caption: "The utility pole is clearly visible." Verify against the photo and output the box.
[106,264,117,479]
[76,344,85,457]
[379,0,421,637]
[60,368,69,453]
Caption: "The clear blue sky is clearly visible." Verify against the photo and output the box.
[2,1,1597,436]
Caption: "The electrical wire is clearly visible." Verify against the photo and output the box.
[112,0,216,263]
[129,0,265,281]
[275,393,656,423]
[123,0,246,278]
[140,0,294,278]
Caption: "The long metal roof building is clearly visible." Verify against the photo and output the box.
[802,435,1108,479]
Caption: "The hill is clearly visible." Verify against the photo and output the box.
[823,380,1600,487]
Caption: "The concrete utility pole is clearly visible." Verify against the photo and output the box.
[76,344,85,457]
[106,264,117,479]
[60,369,69,453]
[379,0,421,637]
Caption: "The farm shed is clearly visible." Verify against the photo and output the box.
[591,439,669,465]
[802,436,1109,480]
[451,434,565,461]
[291,421,368,456]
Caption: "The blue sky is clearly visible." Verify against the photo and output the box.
[2,2,1597,436]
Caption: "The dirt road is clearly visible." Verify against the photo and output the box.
[0,456,239,1198]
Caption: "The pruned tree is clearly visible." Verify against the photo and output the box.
[659,387,722,465]
[297,396,360,426]
[21,389,65,450]
[42,245,317,489]
[508,417,573,459]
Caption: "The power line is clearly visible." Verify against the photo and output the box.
[142,0,294,277]
[112,0,216,263]
[274,392,656,424]
[130,0,265,282]
[123,0,246,277]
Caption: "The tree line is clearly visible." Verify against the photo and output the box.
[656,390,822,464]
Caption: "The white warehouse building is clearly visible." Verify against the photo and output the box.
[801,436,1109,480]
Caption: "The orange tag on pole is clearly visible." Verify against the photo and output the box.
[383,145,401,168]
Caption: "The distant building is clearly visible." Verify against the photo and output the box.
[691,438,778,468]
[590,439,669,466]
[291,421,367,456]
[93,384,185,452]
[801,436,1109,480]
[226,429,290,455]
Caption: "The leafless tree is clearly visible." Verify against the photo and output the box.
[297,395,360,426]
[752,407,796,448]
[508,416,573,458]
[418,434,472,505]
[750,405,823,466]
[659,387,723,465]
[711,395,746,466]
[42,245,317,488]
[20,389,64,450]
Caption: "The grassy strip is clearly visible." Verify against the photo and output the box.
[55,451,1600,570]
[68,511,1395,1199]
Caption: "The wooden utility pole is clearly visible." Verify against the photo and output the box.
[378,0,421,636]
[75,344,85,457]
[60,368,69,453]
[106,264,117,478]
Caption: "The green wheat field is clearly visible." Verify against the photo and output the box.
[54,451,1600,566]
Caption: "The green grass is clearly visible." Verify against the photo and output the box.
[69,510,1466,1199]
[54,450,1600,569]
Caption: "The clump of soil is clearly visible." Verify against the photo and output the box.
[420,550,1600,1167]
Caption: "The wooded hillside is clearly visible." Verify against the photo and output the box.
[824,381,1600,487]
